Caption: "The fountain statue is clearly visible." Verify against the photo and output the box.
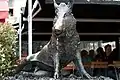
[12,0,92,79]
[4,0,115,80]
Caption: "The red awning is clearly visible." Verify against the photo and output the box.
[0,11,8,19]
[0,0,9,19]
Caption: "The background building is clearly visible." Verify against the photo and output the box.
[0,0,9,23]
[7,0,26,24]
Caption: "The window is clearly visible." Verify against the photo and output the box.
[9,8,13,16]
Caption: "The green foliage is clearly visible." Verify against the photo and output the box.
[0,23,18,78]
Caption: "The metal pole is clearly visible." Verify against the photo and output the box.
[28,0,32,56]
[22,32,120,36]
[19,10,22,60]
[118,37,120,60]
[24,18,120,22]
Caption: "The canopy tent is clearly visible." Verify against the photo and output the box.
[46,0,120,5]
[0,0,9,23]
[18,0,120,60]
[22,0,120,41]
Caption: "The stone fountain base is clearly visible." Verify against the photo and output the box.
[3,71,114,80]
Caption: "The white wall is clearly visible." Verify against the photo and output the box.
[13,0,27,21]
[101,41,116,51]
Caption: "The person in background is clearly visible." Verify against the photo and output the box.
[95,47,105,61]
[104,44,112,62]
[93,47,105,76]
[104,44,116,80]
[81,50,90,63]
[80,50,91,75]
[103,44,119,63]
[88,49,96,62]
[108,48,118,64]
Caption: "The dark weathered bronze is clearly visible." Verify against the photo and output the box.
[13,0,91,79]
